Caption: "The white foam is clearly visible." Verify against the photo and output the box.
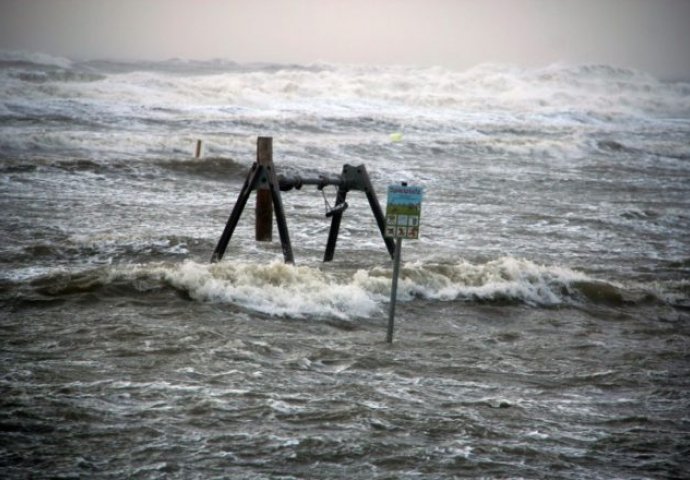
[103,256,599,320]
[4,59,688,164]
[353,256,593,306]
[139,260,380,320]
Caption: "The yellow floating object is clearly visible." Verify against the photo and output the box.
[390,132,403,142]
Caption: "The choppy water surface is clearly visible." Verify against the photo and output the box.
[1,52,689,479]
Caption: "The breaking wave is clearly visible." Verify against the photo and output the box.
[3,52,688,116]
[0,50,73,69]
[3,52,688,165]
[8,257,657,320]
[353,257,632,306]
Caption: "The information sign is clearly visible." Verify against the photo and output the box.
[385,183,423,343]
[385,185,423,239]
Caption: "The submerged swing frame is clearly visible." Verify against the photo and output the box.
[210,137,395,264]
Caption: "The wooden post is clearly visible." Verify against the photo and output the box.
[195,139,202,159]
[255,137,273,242]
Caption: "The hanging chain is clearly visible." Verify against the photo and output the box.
[320,187,332,215]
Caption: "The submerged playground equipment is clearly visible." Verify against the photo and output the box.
[211,137,395,264]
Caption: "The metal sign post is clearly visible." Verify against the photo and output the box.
[385,182,423,343]
[386,236,403,343]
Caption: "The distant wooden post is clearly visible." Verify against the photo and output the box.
[255,137,273,241]
[195,139,202,159]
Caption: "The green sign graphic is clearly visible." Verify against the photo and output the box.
[385,185,423,239]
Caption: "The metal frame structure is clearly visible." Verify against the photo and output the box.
[210,137,395,264]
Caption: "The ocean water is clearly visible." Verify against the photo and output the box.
[1,51,689,479]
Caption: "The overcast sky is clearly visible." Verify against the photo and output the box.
[1,0,689,79]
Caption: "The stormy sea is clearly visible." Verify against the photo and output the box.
[1,51,689,479]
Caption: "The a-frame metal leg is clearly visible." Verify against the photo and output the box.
[323,164,395,262]
[211,163,262,263]
[361,172,396,259]
[268,171,294,264]
[211,162,295,264]
[323,187,348,262]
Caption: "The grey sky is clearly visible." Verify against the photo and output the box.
[1,0,689,79]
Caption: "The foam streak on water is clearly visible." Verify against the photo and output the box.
[1,52,689,479]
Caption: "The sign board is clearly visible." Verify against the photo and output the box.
[385,184,423,239]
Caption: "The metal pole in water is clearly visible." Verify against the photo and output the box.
[195,139,202,159]
[386,237,403,343]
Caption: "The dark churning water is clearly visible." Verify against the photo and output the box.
[1,52,689,479]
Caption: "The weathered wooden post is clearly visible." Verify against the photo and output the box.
[195,139,202,159]
[255,137,273,241]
